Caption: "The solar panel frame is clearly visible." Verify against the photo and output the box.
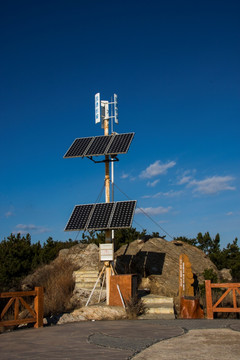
[64,200,136,231]
[63,132,135,158]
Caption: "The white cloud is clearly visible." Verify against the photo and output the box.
[188,176,235,194]
[142,190,183,199]
[161,190,183,197]
[14,224,51,235]
[121,172,129,179]
[135,206,171,215]
[5,211,14,218]
[121,172,136,181]
[140,160,176,179]
[147,179,159,187]
[178,176,192,185]
[226,212,233,216]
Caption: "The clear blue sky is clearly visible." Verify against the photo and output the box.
[1,0,239,247]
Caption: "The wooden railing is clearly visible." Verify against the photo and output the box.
[205,280,240,319]
[0,287,44,328]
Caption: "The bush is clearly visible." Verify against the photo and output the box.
[125,295,146,319]
[0,234,80,292]
[199,268,218,297]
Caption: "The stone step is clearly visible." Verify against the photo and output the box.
[138,313,175,320]
[146,304,174,315]
[142,295,173,305]
[75,276,99,282]
[74,271,99,278]
[141,294,173,306]
[75,280,101,286]
[139,294,175,319]
[75,282,102,290]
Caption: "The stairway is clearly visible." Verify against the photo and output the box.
[139,294,175,319]
[74,269,102,291]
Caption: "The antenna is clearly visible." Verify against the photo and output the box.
[95,92,119,129]
[94,93,119,242]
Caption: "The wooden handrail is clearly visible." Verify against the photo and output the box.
[0,290,36,298]
[205,280,240,319]
[0,287,44,328]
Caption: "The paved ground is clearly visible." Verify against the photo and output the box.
[0,319,239,359]
[133,328,240,360]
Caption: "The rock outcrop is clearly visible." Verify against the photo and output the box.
[115,238,219,298]
[58,243,99,269]
[58,306,126,324]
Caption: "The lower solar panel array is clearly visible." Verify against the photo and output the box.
[65,201,136,231]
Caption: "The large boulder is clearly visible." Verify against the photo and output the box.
[58,306,126,324]
[58,243,99,270]
[115,238,219,298]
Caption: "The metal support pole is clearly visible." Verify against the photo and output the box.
[103,105,112,304]
[111,157,115,242]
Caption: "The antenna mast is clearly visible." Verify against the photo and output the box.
[95,93,118,303]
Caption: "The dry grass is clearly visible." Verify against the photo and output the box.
[125,295,146,319]
[43,260,76,316]
[22,258,77,317]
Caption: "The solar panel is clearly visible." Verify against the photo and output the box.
[106,133,134,155]
[88,203,114,229]
[85,135,112,157]
[65,204,93,231]
[110,201,136,228]
[63,133,134,158]
[65,200,136,231]
[64,137,93,158]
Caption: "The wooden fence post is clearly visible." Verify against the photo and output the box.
[34,287,44,328]
[205,280,213,319]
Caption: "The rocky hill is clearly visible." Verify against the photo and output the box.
[21,239,220,320]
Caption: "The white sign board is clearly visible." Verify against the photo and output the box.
[99,243,114,261]
[95,93,101,124]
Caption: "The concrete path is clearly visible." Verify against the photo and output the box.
[133,328,240,360]
[0,319,239,359]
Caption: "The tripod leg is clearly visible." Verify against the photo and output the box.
[98,269,106,303]
[86,265,106,307]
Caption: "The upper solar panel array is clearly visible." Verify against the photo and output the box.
[65,200,136,231]
[64,133,134,158]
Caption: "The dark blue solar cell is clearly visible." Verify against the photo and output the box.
[65,204,93,230]
[110,201,136,228]
[85,136,111,156]
[88,203,114,230]
[106,133,134,155]
[64,137,93,158]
